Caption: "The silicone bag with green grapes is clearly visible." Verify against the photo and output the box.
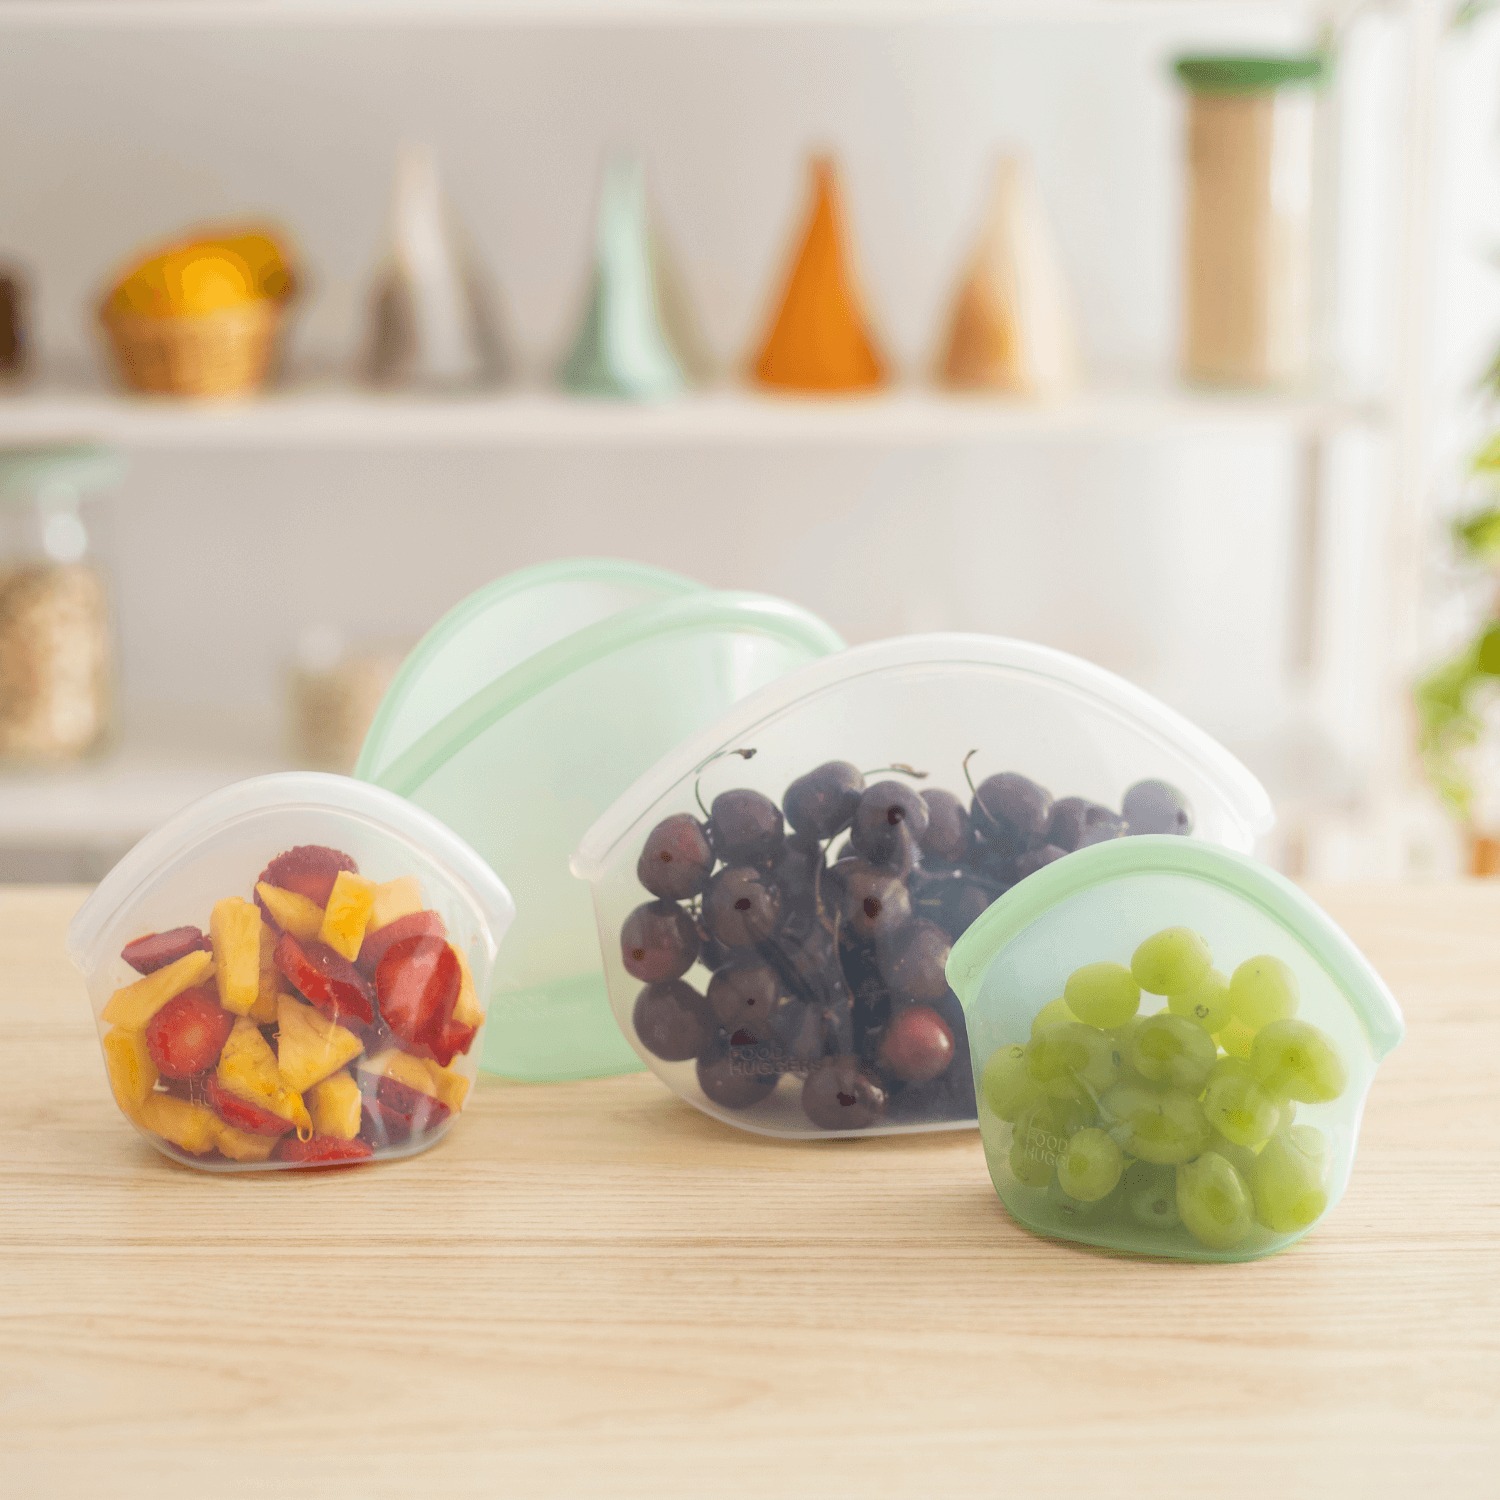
[948,836,1404,1261]
[357,573,843,1083]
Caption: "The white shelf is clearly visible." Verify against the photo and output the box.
[0,0,1361,30]
[0,707,289,852]
[0,379,1385,449]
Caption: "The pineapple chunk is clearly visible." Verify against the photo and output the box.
[137,1093,218,1155]
[368,875,423,933]
[214,1120,278,1162]
[276,994,364,1093]
[451,945,484,1030]
[426,1060,471,1114]
[256,882,324,943]
[247,971,281,1025]
[309,1070,363,1140]
[218,1016,311,1133]
[359,1048,438,1097]
[101,948,215,1030]
[102,1026,158,1112]
[318,870,378,961]
[210,897,262,1016]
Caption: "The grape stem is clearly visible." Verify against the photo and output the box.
[962,748,1001,838]
[693,747,758,819]
[861,763,929,780]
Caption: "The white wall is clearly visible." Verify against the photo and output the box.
[3,7,1470,874]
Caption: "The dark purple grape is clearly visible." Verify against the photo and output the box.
[801,1057,888,1130]
[1123,779,1194,836]
[707,961,787,1042]
[620,901,699,982]
[876,1004,955,1083]
[1045,797,1126,853]
[697,1041,779,1110]
[1012,844,1069,879]
[910,869,995,941]
[918,788,971,864]
[833,858,912,942]
[783,761,864,840]
[702,866,780,949]
[849,781,930,869]
[636,813,714,899]
[886,1065,976,1124]
[971,772,1052,858]
[771,831,825,940]
[709,788,784,867]
[876,918,952,1002]
[632,980,714,1062]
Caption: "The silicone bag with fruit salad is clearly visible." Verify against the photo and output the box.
[947,835,1404,1260]
[569,634,1274,1141]
[354,560,844,1085]
[66,773,514,1171]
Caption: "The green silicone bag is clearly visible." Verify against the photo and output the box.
[947,836,1404,1261]
[357,567,843,1082]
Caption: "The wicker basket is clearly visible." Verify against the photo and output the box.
[99,296,285,398]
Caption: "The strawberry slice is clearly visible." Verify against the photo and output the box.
[120,926,212,975]
[274,1134,374,1166]
[355,909,447,978]
[360,1074,452,1147]
[144,987,235,1078]
[204,1075,294,1137]
[254,845,358,915]
[274,932,376,1026]
[375,935,460,1058]
[428,1018,478,1069]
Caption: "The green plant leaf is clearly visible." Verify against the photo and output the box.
[1479,622,1500,675]
[1455,505,1500,560]
[1475,433,1500,473]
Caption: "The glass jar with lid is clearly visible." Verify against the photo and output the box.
[0,444,124,764]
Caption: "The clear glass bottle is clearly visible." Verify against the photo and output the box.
[0,445,124,764]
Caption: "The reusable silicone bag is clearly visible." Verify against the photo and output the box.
[360,589,844,1082]
[65,772,515,1172]
[358,557,700,780]
[571,634,1273,1140]
[948,836,1404,1260]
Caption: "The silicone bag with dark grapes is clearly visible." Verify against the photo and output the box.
[947,836,1404,1260]
[571,634,1275,1141]
[355,570,844,1084]
[65,772,516,1173]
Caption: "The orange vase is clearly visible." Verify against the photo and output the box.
[751,156,889,393]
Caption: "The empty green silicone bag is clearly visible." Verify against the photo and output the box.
[947,836,1404,1262]
[356,567,843,1082]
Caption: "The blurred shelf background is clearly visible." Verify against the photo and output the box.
[0,378,1386,448]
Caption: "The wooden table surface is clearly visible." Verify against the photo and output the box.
[2,883,1497,1498]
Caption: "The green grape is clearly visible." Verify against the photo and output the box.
[1273,1097,1298,1134]
[1168,967,1232,1033]
[1251,1126,1330,1232]
[1130,926,1213,996]
[1008,1097,1086,1188]
[1029,997,1078,1039]
[1128,1012,1218,1093]
[1100,1082,1211,1165]
[1202,1130,1257,1183]
[1177,1152,1254,1250]
[981,1043,1045,1121]
[1056,1127,1125,1202]
[1250,1018,1347,1103]
[1063,961,1141,1029]
[1046,1177,1114,1226]
[1229,954,1300,1030]
[1215,1015,1256,1061]
[1202,1066,1280,1147]
[1027,1022,1121,1102]
[1121,1160,1180,1230]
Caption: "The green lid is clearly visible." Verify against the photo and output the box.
[1174,54,1326,94]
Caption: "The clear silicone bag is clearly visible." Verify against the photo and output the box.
[65,772,515,1172]
[571,634,1274,1140]
[357,583,844,1083]
[948,836,1404,1260]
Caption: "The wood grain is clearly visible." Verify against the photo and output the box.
[1,882,1496,1498]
